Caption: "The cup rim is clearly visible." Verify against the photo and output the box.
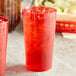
[0,16,9,22]
[22,7,57,15]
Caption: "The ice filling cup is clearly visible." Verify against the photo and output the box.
[0,17,9,76]
[22,7,57,71]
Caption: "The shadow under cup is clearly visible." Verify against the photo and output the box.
[0,17,9,76]
[22,7,57,72]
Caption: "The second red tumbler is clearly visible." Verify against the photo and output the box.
[22,7,57,71]
[0,17,9,76]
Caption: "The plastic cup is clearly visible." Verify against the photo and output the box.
[22,7,57,71]
[0,17,9,76]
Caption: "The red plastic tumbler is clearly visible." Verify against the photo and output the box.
[0,17,9,76]
[22,7,57,71]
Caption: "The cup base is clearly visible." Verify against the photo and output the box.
[26,66,52,72]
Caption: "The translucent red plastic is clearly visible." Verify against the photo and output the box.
[56,21,76,33]
[22,7,57,71]
[0,17,9,76]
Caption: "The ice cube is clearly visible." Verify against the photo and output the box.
[42,8,45,13]
[0,19,2,23]
[1,21,7,25]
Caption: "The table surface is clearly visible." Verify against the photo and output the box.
[6,24,76,76]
